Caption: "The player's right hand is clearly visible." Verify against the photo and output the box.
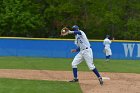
[71,49,77,53]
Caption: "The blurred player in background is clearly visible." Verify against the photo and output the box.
[103,35,112,62]
[61,25,103,85]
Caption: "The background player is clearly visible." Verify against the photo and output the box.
[61,25,103,85]
[103,35,112,62]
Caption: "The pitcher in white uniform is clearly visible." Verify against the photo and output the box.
[68,25,103,85]
[103,35,112,62]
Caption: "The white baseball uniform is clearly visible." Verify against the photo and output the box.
[72,30,95,70]
[103,38,112,56]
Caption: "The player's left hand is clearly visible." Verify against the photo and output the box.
[71,49,77,53]
[103,49,106,53]
[60,27,69,36]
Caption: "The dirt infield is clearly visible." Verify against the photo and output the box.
[0,69,140,93]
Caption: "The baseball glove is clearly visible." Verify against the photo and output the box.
[103,49,106,53]
[60,27,69,36]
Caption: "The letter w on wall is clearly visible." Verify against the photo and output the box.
[123,43,135,57]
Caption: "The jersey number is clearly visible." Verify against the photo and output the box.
[77,37,83,44]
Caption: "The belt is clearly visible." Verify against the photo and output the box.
[82,47,90,50]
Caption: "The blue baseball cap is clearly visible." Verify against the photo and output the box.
[72,25,79,29]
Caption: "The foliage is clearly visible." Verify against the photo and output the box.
[0,0,139,39]
[0,0,45,37]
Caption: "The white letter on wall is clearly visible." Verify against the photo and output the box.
[123,43,135,57]
[137,44,140,57]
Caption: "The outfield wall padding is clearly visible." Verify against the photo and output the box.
[0,38,139,60]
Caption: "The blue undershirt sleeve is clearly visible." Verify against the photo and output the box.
[74,31,82,35]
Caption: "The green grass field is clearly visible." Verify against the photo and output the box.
[0,78,82,93]
[0,57,139,73]
[0,56,139,93]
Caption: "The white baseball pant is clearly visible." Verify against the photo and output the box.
[104,47,112,56]
[72,48,95,70]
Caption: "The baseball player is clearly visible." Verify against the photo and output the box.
[103,35,112,62]
[61,25,103,85]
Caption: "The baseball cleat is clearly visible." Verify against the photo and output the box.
[98,77,103,86]
[69,79,79,82]
[105,59,110,62]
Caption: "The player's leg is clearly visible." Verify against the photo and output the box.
[70,52,84,82]
[105,48,108,58]
[105,48,109,61]
[106,48,112,62]
[109,48,112,56]
[83,48,103,85]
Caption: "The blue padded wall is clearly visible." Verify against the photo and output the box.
[0,38,139,59]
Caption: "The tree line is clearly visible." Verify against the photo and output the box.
[0,0,140,40]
